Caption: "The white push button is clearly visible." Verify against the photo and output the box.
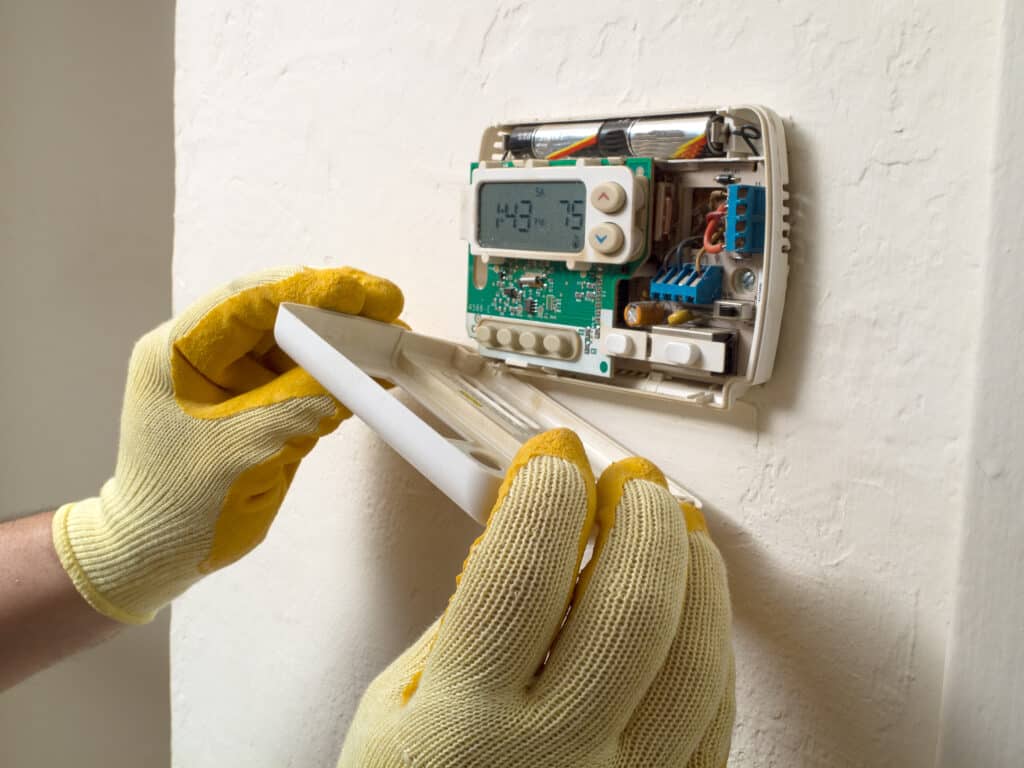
[605,333,634,356]
[496,327,519,348]
[665,341,700,366]
[519,330,541,351]
[475,325,494,345]
[543,333,571,357]
[588,222,624,255]
[591,182,626,214]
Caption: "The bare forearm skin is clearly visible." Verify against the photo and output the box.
[0,510,121,690]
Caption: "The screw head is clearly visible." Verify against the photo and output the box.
[736,268,757,294]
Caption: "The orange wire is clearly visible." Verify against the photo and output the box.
[671,134,707,159]
[546,134,599,160]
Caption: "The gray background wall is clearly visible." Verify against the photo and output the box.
[0,2,174,766]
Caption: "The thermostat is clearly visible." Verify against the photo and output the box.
[464,106,790,408]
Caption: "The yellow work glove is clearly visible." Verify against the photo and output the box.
[52,266,403,624]
[339,428,735,768]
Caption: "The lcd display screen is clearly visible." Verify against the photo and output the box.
[477,181,586,252]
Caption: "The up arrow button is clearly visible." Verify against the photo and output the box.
[591,181,626,214]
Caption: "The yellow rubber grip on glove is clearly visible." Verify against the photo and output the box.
[54,266,403,623]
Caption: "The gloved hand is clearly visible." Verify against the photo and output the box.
[339,428,735,768]
[52,265,403,624]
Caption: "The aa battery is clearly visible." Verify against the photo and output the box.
[505,122,604,160]
[625,117,707,157]
[505,116,710,160]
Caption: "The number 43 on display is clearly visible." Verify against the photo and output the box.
[496,199,584,233]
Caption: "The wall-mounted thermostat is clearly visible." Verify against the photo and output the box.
[276,106,790,521]
[463,106,790,408]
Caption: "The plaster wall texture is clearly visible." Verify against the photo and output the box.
[936,2,1024,765]
[0,1,174,765]
[170,2,1007,766]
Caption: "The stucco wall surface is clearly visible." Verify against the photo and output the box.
[171,2,1004,766]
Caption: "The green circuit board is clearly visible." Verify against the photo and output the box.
[467,260,610,327]
[466,157,653,332]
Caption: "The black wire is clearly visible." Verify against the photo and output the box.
[736,124,762,155]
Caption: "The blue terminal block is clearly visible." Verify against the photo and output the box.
[650,264,724,305]
[725,184,766,254]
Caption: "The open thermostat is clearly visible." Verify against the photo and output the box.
[464,106,789,407]
[276,106,790,520]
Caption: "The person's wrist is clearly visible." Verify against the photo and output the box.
[52,481,202,624]
[52,496,156,624]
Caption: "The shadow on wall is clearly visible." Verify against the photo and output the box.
[709,506,942,767]
[340,395,480,710]
[747,120,819,423]
[710,123,943,766]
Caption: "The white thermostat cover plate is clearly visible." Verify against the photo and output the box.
[275,303,701,524]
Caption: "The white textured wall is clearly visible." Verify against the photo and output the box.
[936,1,1024,764]
[171,2,1006,766]
[0,1,174,766]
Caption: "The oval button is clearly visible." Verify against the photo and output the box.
[588,222,624,255]
[664,341,700,366]
[591,182,626,214]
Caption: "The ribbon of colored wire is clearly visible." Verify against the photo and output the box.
[546,134,599,160]
[671,134,708,159]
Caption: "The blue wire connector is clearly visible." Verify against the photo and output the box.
[725,184,766,254]
[650,264,724,305]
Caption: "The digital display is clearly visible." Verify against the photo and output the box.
[478,181,586,252]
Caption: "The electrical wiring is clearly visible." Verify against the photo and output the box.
[704,115,762,156]
[546,134,598,160]
[693,246,706,274]
[736,124,762,155]
[702,203,728,257]
[662,236,703,266]
[671,134,708,160]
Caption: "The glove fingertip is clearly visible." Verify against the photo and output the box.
[595,457,669,524]
[483,428,595,523]
[597,456,667,494]
[289,268,366,314]
[682,501,708,534]
[357,277,405,323]
[516,428,592,477]
[311,267,404,323]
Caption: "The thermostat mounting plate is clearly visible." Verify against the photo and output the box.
[275,303,701,523]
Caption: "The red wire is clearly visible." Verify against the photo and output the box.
[703,203,727,254]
